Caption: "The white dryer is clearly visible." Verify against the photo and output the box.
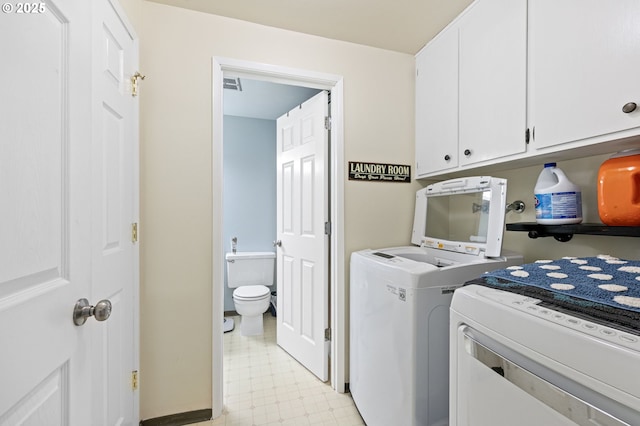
[350,176,523,426]
[450,284,640,425]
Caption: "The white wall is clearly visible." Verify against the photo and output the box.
[139,2,417,419]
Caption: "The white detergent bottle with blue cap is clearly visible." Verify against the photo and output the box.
[534,162,583,224]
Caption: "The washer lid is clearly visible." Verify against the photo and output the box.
[234,285,270,299]
[411,176,508,258]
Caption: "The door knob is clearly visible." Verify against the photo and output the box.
[73,298,112,326]
[273,240,282,247]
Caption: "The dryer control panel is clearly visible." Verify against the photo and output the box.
[477,287,640,352]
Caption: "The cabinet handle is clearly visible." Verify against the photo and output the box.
[444,154,451,161]
[622,102,637,113]
[463,149,472,157]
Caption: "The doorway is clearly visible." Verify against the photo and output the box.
[221,79,321,319]
[212,57,346,418]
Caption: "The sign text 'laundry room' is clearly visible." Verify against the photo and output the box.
[348,161,411,183]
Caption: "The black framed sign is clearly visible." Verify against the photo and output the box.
[348,161,411,183]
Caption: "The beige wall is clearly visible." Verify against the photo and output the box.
[139,1,417,419]
[500,153,640,261]
[135,0,640,421]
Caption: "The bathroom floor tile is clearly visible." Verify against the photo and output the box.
[209,313,365,426]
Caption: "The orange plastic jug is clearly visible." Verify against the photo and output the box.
[597,149,640,226]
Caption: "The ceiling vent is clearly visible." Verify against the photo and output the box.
[223,77,243,91]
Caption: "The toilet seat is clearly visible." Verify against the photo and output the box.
[233,285,270,301]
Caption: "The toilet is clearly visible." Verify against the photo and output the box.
[225,251,275,336]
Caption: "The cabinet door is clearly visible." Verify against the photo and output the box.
[415,26,459,177]
[458,0,527,166]
[530,0,640,149]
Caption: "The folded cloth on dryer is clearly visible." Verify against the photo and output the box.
[466,255,640,332]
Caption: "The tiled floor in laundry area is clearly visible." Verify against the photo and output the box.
[195,313,364,426]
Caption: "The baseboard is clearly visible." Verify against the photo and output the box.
[224,310,238,317]
[139,409,212,426]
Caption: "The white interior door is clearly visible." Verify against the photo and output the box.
[276,91,329,381]
[0,0,138,424]
[91,0,139,424]
[0,0,93,424]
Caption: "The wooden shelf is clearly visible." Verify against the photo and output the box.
[506,222,640,242]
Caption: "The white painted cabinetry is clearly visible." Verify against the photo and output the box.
[415,0,640,179]
[415,0,527,179]
[415,25,459,176]
[529,0,640,150]
[458,0,527,166]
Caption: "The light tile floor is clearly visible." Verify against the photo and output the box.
[197,313,365,426]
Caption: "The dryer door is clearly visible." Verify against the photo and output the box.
[451,324,633,426]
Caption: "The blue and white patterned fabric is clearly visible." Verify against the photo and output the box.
[483,255,640,313]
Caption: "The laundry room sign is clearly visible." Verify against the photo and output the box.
[348,161,411,183]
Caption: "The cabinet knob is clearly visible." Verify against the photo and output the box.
[463,149,472,157]
[622,102,637,113]
[444,154,451,161]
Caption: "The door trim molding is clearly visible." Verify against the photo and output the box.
[211,57,345,418]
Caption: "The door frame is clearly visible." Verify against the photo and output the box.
[211,57,345,418]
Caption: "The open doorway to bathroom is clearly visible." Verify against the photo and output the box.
[212,58,346,419]
[221,81,328,410]
[221,78,321,325]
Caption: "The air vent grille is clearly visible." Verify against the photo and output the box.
[223,77,242,91]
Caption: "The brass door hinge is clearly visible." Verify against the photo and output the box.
[132,223,138,243]
[131,71,145,97]
[132,370,139,390]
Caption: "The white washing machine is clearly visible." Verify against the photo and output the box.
[350,176,523,426]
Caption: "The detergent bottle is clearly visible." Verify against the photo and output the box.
[534,162,583,225]
[597,149,640,226]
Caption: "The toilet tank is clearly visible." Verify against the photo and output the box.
[226,251,276,288]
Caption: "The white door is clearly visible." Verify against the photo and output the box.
[0,0,93,424]
[91,0,139,424]
[0,0,138,424]
[276,91,329,381]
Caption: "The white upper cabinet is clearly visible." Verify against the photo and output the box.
[415,0,640,179]
[415,25,459,176]
[415,0,527,179]
[529,0,640,150]
[458,0,527,166]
